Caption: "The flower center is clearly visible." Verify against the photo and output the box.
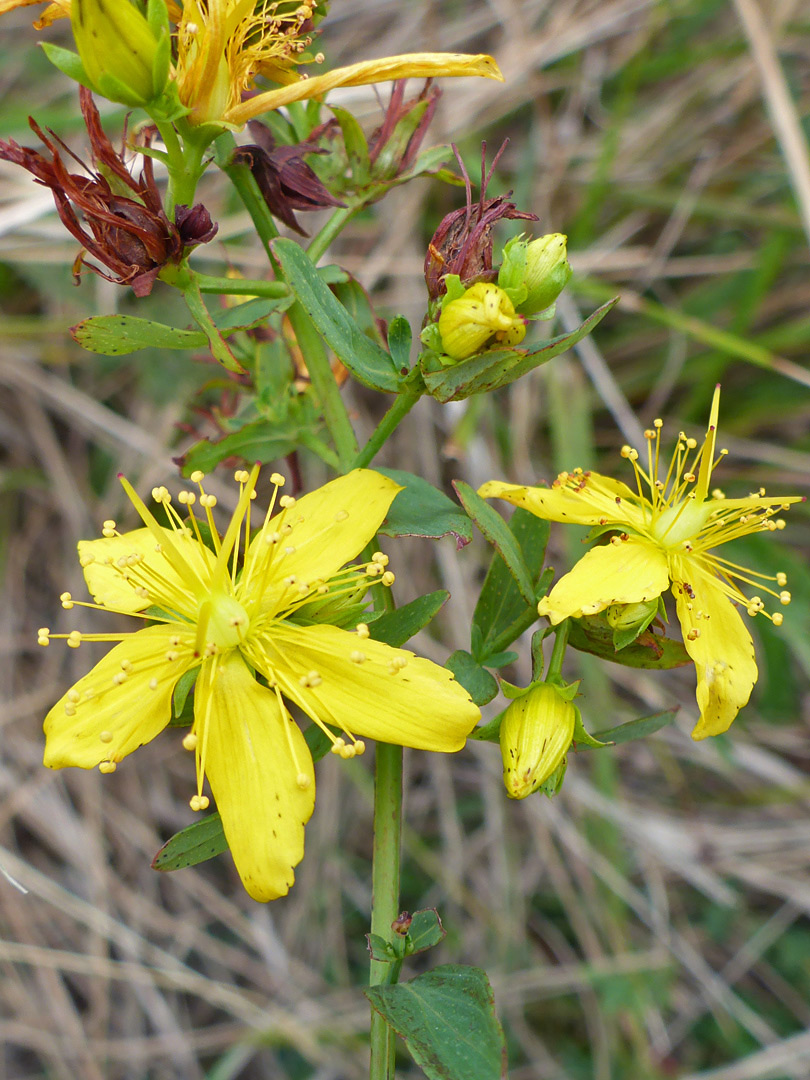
[650,498,714,549]
[204,592,250,649]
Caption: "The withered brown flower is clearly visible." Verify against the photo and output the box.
[424,141,537,303]
[0,88,216,296]
[231,121,345,236]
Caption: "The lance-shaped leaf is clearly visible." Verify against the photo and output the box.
[421,298,618,402]
[364,964,507,1080]
[454,481,535,604]
[368,591,449,648]
[378,469,473,548]
[473,508,550,655]
[592,708,680,745]
[568,614,691,669]
[71,314,207,355]
[177,419,310,477]
[272,237,400,392]
[446,650,499,706]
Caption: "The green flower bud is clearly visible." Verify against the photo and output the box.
[71,0,167,107]
[521,233,572,316]
[438,282,526,361]
[605,598,659,632]
[499,682,576,800]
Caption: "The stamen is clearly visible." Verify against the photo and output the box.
[99,761,117,774]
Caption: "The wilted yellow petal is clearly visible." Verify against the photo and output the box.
[229,52,503,125]
[671,558,757,740]
[43,625,194,769]
[243,469,401,614]
[479,474,644,529]
[197,653,315,902]
[248,622,479,752]
[538,537,669,624]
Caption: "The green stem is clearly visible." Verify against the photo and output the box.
[546,619,570,682]
[369,741,403,1080]
[215,131,280,261]
[194,274,289,298]
[286,303,358,470]
[350,391,421,469]
[306,206,357,264]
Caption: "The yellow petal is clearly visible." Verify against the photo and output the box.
[671,558,757,740]
[479,475,644,529]
[43,625,195,769]
[228,53,503,125]
[79,526,215,615]
[247,623,479,752]
[243,469,401,613]
[196,653,315,902]
[538,537,669,624]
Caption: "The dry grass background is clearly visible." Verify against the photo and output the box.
[1,1,810,1077]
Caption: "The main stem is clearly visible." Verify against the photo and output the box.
[369,742,403,1080]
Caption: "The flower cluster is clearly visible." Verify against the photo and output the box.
[482,386,802,739]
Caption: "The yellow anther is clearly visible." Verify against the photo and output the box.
[351,651,366,664]
[331,737,346,755]
[644,429,656,440]
[264,531,280,545]
[296,773,311,789]
[112,672,128,686]
[775,519,786,530]
[67,689,81,703]
[120,659,132,672]
[339,743,355,759]
[165,650,179,662]
[99,761,117,774]
[270,472,286,486]
[102,519,117,537]
[152,486,171,503]
[189,794,210,811]
[687,629,700,641]
[620,446,632,458]
[279,495,296,509]
[372,551,389,566]
[780,591,791,605]
[38,629,51,646]
[316,584,329,595]
[654,418,663,428]
[284,545,296,555]
[182,732,198,751]
[200,493,217,508]
[356,623,370,639]
[148,677,158,690]
[190,470,205,483]
[685,438,697,449]
[60,592,74,608]
[772,612,784,627]
[711,488,726,500]
[284,575,297,587]
[178,490,196,505]
[67,631,82,649]
[777,572,788,586]
[64,703,76,717]
[99,730,113,744]
[354,740,366,756]
[297,583,309,594]
[382,571,396,587]
[234,469,249,483]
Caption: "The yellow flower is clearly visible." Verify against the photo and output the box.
[480,386,803,740]
[174,0,503,128]
[41,467,479,900]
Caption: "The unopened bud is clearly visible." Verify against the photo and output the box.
[500,682,575,800]
[605,598,659,633]
[438,282,526,361]
[520,234,572,315]
[71,0,168,107]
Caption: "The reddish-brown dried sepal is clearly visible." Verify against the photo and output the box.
[424,142,537,303]
[232,121,345,236]
[0,88,217,295]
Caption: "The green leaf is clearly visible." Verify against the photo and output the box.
[367,591,449,648]
[152,813,228,871]
[364,964,507,1080]
[567,615,691,669]
[178,420,306,475]
[40,42,93,90]
[367,933,398,963]
[70,315,206,355]
[446,650,499,706]
[572,708,607,748]
[388,315,413,374]
[377,469,473,548]
[405,909,446,956]
[330,105,370,185]
[453,481,535,604]
[170,667,199,723]
[211,295,293,331]
[272,237,399,392]
[592,708,680,745]
[303,723,334,763]
[421,298,618,402]
[473,508,550,653]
